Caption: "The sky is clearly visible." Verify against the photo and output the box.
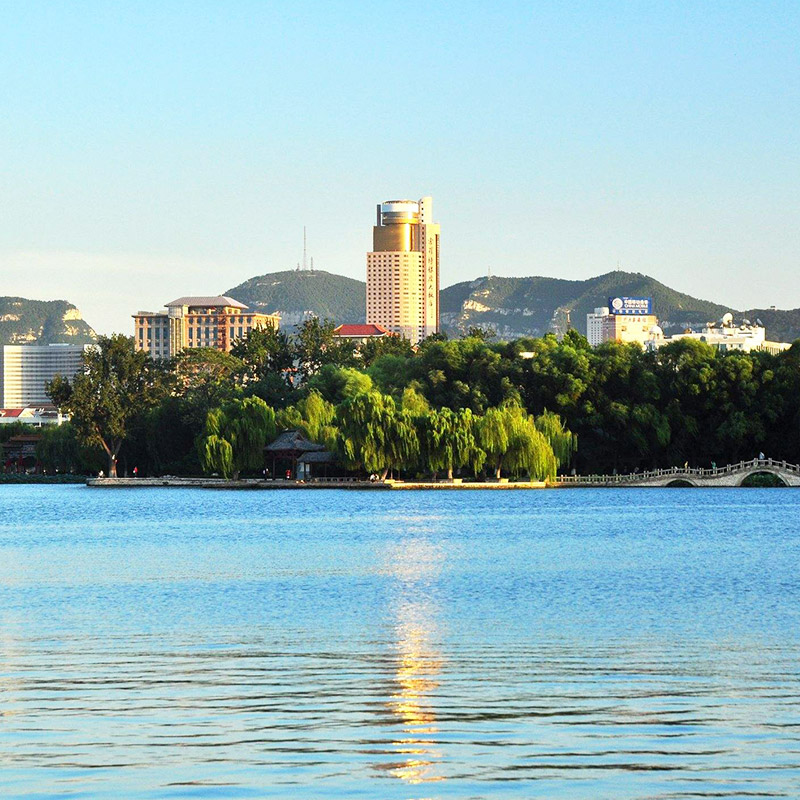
[1,1,798,335]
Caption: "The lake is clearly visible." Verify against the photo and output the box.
[1,485,799,798]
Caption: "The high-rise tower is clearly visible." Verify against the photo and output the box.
[366,196,440,344]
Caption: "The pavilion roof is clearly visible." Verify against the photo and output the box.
[265,429,326,456]
[297,450,334,464]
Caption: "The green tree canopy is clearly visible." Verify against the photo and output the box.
[307,364,373,405]
[199,396,277,479]
[421,407,485,479]
[337,391,419,478]
[478,404,557,480]
[47,334,169,477]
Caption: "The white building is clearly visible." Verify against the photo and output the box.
[0,343,90,408]
[586,307,610,346]
[0,406,65,426]
[651,313,791,354]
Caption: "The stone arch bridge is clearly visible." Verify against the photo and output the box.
[555,458,800,488]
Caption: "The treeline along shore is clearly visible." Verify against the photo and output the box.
[17,318,800,482]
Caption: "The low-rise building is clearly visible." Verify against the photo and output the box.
[0,343,91,408]
[0,406,64,426]
[133,296,280,359]
[650,313,791,354]
[2,434,42,472]
[333,323,395,345]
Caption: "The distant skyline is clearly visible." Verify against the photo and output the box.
[2,1,798,335]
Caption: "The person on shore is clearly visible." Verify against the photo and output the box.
[684,461,689,471]
[98,470,104,478]
[711,461,717,471]
[133,466,138,478]
[758,451,765,461]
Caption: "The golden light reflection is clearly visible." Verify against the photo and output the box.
[381,536,446,786]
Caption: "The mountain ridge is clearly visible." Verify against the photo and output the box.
[226,268,800,342]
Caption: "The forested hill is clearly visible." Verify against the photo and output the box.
[226,270,366,328]
[224,268,800,341]
[440,271,732,338]
[0,297,97,345]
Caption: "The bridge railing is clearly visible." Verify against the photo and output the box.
[556,457,799,484]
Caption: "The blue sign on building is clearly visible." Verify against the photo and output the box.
[608,296,653,315]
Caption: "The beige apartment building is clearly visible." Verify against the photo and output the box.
[133,296,279,360]
[366,197,440,344]
[587,299,658,348]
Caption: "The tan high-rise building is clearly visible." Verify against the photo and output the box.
[366,197,440,344]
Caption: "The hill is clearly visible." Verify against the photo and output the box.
[226,270,366,329]
[440,271,731,338]
[225,268,800,342]
[0,297,97,345]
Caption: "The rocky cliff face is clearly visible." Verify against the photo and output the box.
[0,298,97,345]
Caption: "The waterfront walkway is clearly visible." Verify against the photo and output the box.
[85,477,547,490]
[85,458,800,489]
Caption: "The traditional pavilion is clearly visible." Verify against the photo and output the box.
[264,430,332,480]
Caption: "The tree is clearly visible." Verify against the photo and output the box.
[307,365,373,405]
[231,325,294,381]
[464,326,496,341]
[35,422,103,475]
[198,396,277,479]
[478,404,557,480]
[357,334,414,366]
[294,390,339,453]
[534,410,577,471]
[47,335,168,477]
[173,347,243,429]
[337,392,419,479]
[294,317,355,378]
[422,407,484,479]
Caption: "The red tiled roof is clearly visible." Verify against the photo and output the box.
[0,409,24,418]
[333,324,394,337]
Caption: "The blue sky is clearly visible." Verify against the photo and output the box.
[1,1,798,334]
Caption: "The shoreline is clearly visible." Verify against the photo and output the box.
[85,477,549,490]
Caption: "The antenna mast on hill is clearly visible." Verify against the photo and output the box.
[303,226,309,271]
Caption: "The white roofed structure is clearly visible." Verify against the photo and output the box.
[165,296,248,309]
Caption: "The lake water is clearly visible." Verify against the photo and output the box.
[1,485,799,799]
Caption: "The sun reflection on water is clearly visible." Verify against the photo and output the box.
[382,537,445,786]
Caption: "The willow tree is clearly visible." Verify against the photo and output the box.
[290,390,340,454]
[199,396,276,479]
[423,407,484,479]
[534,410,577,471]
[478,404,557,481]
[337,391,418,479]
